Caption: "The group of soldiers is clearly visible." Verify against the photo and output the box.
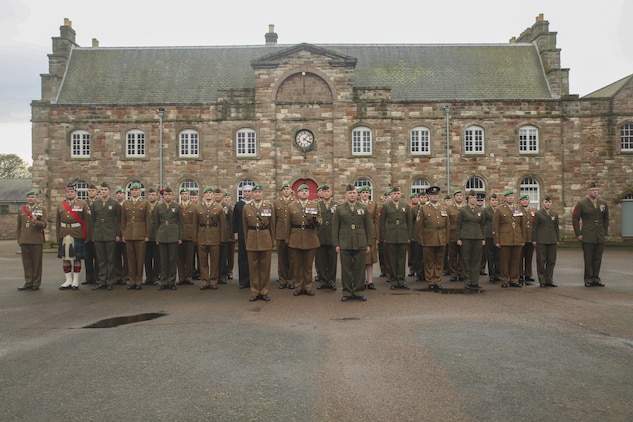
[16,180,609,299]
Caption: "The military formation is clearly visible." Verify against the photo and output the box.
[16,181,610,299]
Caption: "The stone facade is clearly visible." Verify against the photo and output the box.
[30,17,633,239]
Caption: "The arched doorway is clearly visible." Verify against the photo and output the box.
[292,178,318,200]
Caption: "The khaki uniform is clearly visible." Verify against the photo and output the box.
[242,200,275,297]
[483,204,500,281]
[193,201,227,288]
[316,199,339,288]
[121,198,151,287]
[520,205,536,279]
[493,203,526,285]
[178,201,196,283]
[532,208,560,286]
[92,197,121,286]
[219,202,234,281]
[456,206,486,287]
[378,200,412,287]
[414,203,449,287]
[17,203,47,288]
[286,200,322,292]
[446,203,464,279]
[572,197,609,284]
[153,201,185,286]
[144,200,160,284]
[359,200,379,265]
[273,196,293,286]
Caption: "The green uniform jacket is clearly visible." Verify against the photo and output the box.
[532,208,560,244]
[456,206,486,240]
[153,202,185,243]
[483,205,496,238]
[91,198,120,241]
[572,197,609,243]
[332,202,373,250]
[317,199,339,245]
[379,201,412,243]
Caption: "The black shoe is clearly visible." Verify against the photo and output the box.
[81,280,97,285]
[329,284,337,290]
[547,283,558,287]
[314,276,320,282]
[501,283,509,288]
[525,276,535,282]
[390,285,396,290]
[249,296,258,302]
[584,281,592,287]
[458,276,464,281]
[450,277,458,282]
[116,280,126,285]
[170,285,177,290]
[200,285,211,290]
[317,284,329,290]
[357,295,367,301]
[518,276,524,281]
[158,285,169,290]
[238,285,249,289]
[509,282,523,288]
[341,296,351,302]
[480,272,487,276]
[218,279,227,285]
[408,271,415,277]
[106,285,112,290]
[135,285,142,290]
[278,284,287,289]
[260,295,270,301]
[287,284,295,289]
[127,285,136,290]
[366,283,376,290]
[293,290,303,296]
[17,285,31,291]
[401,284,410,290]
[71,286,79,290]
[593,281,605,287]
[31,286,40,290]
[379,273,386,277]
[91,284,108,290]
[304,290,315,296]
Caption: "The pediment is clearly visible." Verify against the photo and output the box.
[251,43,357,69]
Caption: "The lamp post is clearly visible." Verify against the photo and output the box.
[444,105,451,194]
[157,108,165,189]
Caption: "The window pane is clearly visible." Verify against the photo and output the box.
[622,124,633,151]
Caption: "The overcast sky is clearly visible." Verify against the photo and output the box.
[1,0,632,164]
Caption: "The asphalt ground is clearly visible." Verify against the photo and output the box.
[0,241,632,421]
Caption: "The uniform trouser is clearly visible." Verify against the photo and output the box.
[177,240,194,282]
[582,242,604,283]
[340,248,366,297]
[521,242,534,277]
[20,243,43,287]
[486,238,500,279]
[423,245,445,285]
[499,245,523,284]
[219,242,229,279]
[378,241,391,277]
[158,242,179,286]
[289,247,315,291]
[114,241,128,281]
[410,241,424,280]
[276,240,290,284]
[125,240,146,286]
[460,239,483,287]
[386,242,408,285]
[480,246,487,273]
[448,241,462,277]
[226,242,235,275]
[199,244,220,287]
[144,241,160,282]
[237,236,250,288]
[536,243,557,285]
[85,240,98,282]
[315,244,337,285]
[247,250,271,296]
[407,242,416,269]
[94,240,116,286]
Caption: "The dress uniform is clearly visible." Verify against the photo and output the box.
[273,183,293,288]
[121,182,151,289]
[414,186,449,290]
[233,185,253,289]
[572,182,609,287]
[446,190,465,281]
[316,184,339,290]
[219,192,234,283]
[408,193,420,276]
[377,190,393,279]
[456,191,486,288]
[56,183,92,290]
[532,196,560,287]
[378,186,412,289]
[493,189,526,288]
[409,193,426,282]
[193,186,227,290]
[83,184,99,285]
[333,185,373,301]
[519,194,536,283]
[153,187,185,289]
[144,188,160,285]
[358,186,379,289]
[113,188,128,284]
[91,182,121,290]
[17,190,47,290]
[242,184,275,301]
[286,184,322,296]
[177,188,196,285]
[483,193,500,282]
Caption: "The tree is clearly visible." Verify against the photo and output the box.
[0,154,32,178]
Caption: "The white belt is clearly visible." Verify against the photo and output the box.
[65,222,82,228]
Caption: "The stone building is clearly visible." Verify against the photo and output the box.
[31,16,633,238]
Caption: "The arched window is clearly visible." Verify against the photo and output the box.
[71,130,90,158]
[179,129,200,158]
[465,176,485,191]
[464,125,484,154]
[73,179,89,201]
[125,179,146,199]
[352,126,372,155]
[519,125,539,154]
[237,179,257,201]
[126,129,146,157]
[621,123,633,151]
[410,126,431,155]
[411,178,431,197]
[354,178,374,200]
[520,177,540,209]
[236,128,257,157]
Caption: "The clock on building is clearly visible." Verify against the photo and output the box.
[294,129,315,152]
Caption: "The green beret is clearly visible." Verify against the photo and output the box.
[203,186,214,193]
[26,190,37,196]
[453,189,463,196]
[357,186,368,193]
[115,187,124,194]
[345,184,356,192]
[224,192,230,197]
[317,185,325,191]
[410,193,418,199]
[130,183,141,190]
[180,188,189,194]
[586,182,597,189]
[253,184,263,191]
[280,183,290,190]
[503,189,514,197]
[519,194,529,200]
[384,188,392,196]
[297,184,309,192]
[544,195,552,201]
[490,193,498,199]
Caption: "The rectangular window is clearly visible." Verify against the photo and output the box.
[71,132,90,158]
[127,132,145,157]
[519,127,539,153]
[410,128,430,155]
[180,132,199,157]
[352,129,372,155]
[464,128,484,154]
[237,130,256,157]
[622,124,633,151]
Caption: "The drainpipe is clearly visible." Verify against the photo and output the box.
[157,108,165,189]
[444,105,451,194]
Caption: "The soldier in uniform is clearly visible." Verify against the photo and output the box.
[190,191,201,281]
[377,189,392,279]
[408,193,420,277]
[57,183,92,290]
[113,187,128,284]
[153,187,184,290]
[358,186,379,289]
[83,184,99,285]
[484,193,500,282]
[219,191,234,283]
[476,193,488,276]
[456,190,487,289]
[121,182,151,290]
[572,182,609,287]
[493,189,526,288]
[233,185,253,289]
[17,189,47,291]
[518,194,536,284]
[414,186,449,291]
[446,189,465,282]
[379,186,412,289]
[193,186,227,291]
[177,188,196,286]
[409,192,426,283]
[273,183,294,289]
[91,182,121,290]
[242,184,275,301]
[286,184,322,296]
[144,188,160,285]
[333,184,373,301]
[316,184,339,290]
[532,195,560,288]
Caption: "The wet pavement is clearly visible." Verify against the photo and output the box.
[1,241,632,421]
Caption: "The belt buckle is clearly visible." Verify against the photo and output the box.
[256,226,261,231]
[206,222,210,228]
[396,220,400,225]
[301,223,305,230]
[351,224,356,230]
[512,222,516,229]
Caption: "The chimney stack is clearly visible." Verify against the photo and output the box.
[92,38,99,48]
[64,18,72,28]
[265,24,278,45]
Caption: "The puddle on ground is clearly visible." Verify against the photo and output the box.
[82,312,166,328]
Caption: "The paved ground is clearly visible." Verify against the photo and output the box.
[1,240,632,421]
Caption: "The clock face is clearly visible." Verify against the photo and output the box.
[295,130,315,150]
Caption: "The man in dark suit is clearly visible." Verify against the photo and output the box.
[378,186,412,289]
[333,185,373,301]
[532,195,560,287]
[17,190,47,291]
[91,182,121,290]
[572,182,609,287]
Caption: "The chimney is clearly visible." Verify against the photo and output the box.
[92,38,99,47]
[265,24,278,45]
[64,18,72,27]
[536,13,544,22]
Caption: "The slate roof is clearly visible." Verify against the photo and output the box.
[0,179,32,202]
[583,73,633,98]
[55,43,553,105]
